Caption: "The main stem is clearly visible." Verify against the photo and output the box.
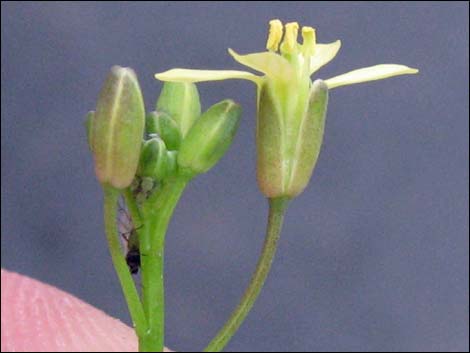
[138,176,189,352]
[204,197,289,352]
[102,186,147,337]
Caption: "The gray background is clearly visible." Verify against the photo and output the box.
[2,2,469,352]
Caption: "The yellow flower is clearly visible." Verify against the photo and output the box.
[155,20,418,198]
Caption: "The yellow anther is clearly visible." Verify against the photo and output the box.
[301,26,316,56]
[280,22,299,54]
[266,19,283,52]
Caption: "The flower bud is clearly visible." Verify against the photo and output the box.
[138,136,169,180]
[92,66,145,189]
[146,111,182,150]
[257,79,328,198]
[178,100,241,175]
[156,82,201,138]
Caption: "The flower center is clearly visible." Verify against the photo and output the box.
[265,19,317,76]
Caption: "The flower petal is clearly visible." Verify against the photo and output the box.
[155,69,260,84]
[325,64,419,89]
[309,40,341,75]
[228,48,294,80]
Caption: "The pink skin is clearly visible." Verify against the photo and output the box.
[1,269,170,352]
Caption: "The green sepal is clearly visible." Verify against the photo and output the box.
[287,79,329,197]
[256,79,328,198]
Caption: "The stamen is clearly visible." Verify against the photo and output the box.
[266,19,283,52]
[280,22,299,54]
[301,26,316,56]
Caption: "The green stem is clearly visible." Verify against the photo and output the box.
[123,187,143,230]
[204,197,289,352]
[138,176,190,352]
[102,186,147,337]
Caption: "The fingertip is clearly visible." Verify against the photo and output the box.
[1,269,138,352]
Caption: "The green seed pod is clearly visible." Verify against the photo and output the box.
[178,100,241,175]
[138,136,169,180]
[156,82,201,137]
[85,111,95,151]
[257,79,328,198]
[146,111,182,150]
[92,66,145,189]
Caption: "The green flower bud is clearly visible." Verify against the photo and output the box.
[146,111,182,150]
[85,111,95,151]
[138,136,169,180]
[92,66,145,189]
[257,79,328,198]
[156,82,201,137]
[178,100,241,175]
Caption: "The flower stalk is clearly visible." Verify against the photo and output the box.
[204,197,289,352]
[138,176,190,352]
[102,186,147,337]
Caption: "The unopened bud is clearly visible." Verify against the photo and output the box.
[146,111,182,150]
[138,136,169,181]
[92,66,145,189]
[178,100,241,175]
[156,82,201,138]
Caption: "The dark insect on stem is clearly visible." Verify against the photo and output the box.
[121,230,141,275]
[118,198,141,275]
